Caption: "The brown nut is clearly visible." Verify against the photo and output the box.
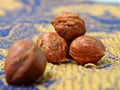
[5,39,47,85]
[69,35,106,65]
[36,32,68,63]
[51,12,86,42]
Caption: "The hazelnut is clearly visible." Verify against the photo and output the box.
[51,12,86,42]
[36,32,68,63]
[69,35,106,65]
[5,39,47,85]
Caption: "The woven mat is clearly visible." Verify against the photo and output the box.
[0,0,120,90]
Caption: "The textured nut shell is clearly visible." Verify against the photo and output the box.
[51,12,86,42]
[5,39,47,85]
[69,36,105,64]
[37,32,68,63]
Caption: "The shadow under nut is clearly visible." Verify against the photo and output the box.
[5,39,47,85]
[69,35,106,65]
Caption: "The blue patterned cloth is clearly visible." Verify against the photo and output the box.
[0,0,120,90]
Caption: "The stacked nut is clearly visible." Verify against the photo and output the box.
[51,12,86,43]
[4,12,106,86]
[36,12,106,64]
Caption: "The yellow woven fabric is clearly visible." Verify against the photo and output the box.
[0,0,120,90]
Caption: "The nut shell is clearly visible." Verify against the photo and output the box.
[69,36,106,64]
[36,32,68,63]
[5,39,47,85]
[51,12,86,42]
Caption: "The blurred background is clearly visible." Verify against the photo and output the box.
[0,0,120,90]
